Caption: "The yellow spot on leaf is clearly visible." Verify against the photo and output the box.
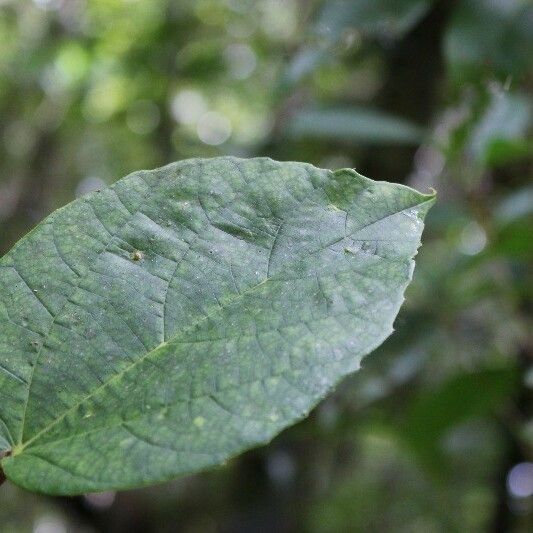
[193,416,206,428]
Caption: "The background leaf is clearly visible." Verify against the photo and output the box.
[316,0,433,42]
[287,107,425,145]
[400,368,519,474]
[445,0,533,78]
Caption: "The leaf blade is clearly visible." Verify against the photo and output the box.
[0,157,434,494]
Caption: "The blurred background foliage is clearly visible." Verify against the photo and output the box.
[0,0,531,531]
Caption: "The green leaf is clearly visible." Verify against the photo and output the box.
[469,92,532,165]
[445,0,533,78]
[400,367,518,473]
[0,157,434,495]
[317,0,433,42]
[288,108,425,145]
[492,187,533,260]
[282,0,434,88]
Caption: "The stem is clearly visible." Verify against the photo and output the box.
[491,348,532,532]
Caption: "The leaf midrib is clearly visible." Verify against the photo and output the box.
[20,345,363,456]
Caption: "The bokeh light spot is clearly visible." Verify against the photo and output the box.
[33,0,63,11]
[459,221,487,256]
[170,89,208,125]
[33,515,67,533]
[507,463,533,499]
[197,111,232,145]
[84,491,116,510]
[223,44,257,79]
[127,100,160,135]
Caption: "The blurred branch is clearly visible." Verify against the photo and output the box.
[0,131,56,255]
[361,0,458,181]
[491,345,533,530]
